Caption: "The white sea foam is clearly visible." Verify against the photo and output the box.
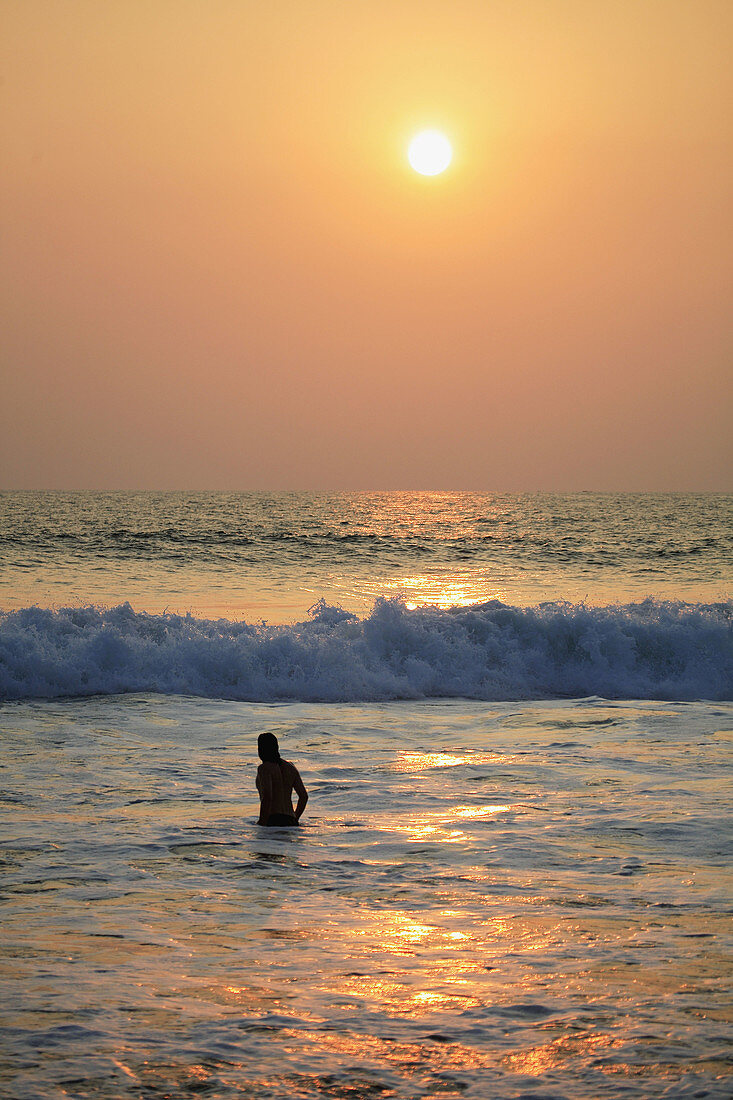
[1,597,730,702]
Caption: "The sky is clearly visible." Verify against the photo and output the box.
[1,0,731,491]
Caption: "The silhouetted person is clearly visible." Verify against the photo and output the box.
[256,731,308,827]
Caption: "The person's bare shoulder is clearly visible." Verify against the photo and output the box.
[257,761,277,783]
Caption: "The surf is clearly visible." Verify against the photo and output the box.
[1,597,730,703]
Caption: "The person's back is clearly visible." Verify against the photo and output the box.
[256,732,308,827]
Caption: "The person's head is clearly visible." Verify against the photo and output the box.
[258,731,281,764]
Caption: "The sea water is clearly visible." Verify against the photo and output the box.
[1,492,732,1098]
[1,491,731,621]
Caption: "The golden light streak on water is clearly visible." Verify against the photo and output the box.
[110,1058,139,1083]
[186,1065,211,1083]
[401,803,512,841]
[396,751,469,768]
[500,1033,627,1075]
[394,750,517,771]
[375,911,435,944]
[278,1027,503,1074]
[412,990,459,1007]
[335,972,484,1017]
[456,804,511,818]
[384,573,505,610]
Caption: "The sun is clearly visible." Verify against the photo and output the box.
[407,130,452,176]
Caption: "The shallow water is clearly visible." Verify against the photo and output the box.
[2,695,731,1098]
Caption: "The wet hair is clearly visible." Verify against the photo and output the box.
[258,732,282,764]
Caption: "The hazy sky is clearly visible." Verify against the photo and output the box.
[2,0,731,490]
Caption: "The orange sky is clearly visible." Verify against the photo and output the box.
[1,0,731,489]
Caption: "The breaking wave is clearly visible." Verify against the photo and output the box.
[0,598,731,703]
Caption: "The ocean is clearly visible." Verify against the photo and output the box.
[1,491,731,1098]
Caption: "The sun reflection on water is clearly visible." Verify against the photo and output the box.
[395,750,514,771]
[501,1032,626,1076]
[402,803,512,842]
[373,911,435,944]
[336,972,484,1016]
[381,574,505,610]
[396,751,469,769]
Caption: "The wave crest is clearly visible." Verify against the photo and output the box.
[0,598,730,702]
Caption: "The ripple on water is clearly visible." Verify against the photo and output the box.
[1,696,732,1099]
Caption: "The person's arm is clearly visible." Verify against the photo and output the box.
[257,765,272,826]
[291,766,308,822]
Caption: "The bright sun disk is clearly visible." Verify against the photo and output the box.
[408,130,452,176]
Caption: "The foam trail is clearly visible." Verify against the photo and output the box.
[0,598,730,703]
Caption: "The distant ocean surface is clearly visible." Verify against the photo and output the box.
[1,492,732,1098]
